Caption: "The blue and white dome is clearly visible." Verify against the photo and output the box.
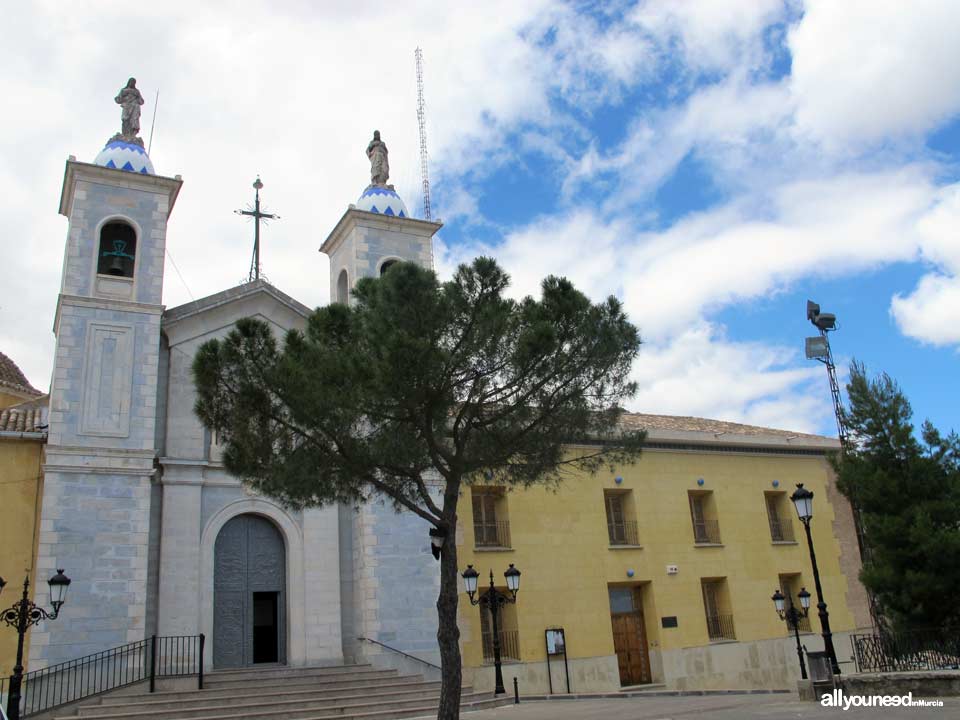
[94,139,155,175]
[356,185,408,218]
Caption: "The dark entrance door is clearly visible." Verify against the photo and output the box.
[611,612,652,685]
[214,514,286,668]
[609,586,652,686]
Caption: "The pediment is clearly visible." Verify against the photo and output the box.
[162,279,313,348]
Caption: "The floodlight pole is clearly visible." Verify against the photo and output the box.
[815,326,847,449]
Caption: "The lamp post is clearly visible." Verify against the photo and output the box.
[462,564,521,696]
[772,586,812,680]
[1,570,71,720]
[790,484,841,676]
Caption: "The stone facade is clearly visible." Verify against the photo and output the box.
[30,162,180,668]
[28,155,445,675]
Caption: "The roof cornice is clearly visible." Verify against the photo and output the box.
[59,158,183,218]
[320,207,442,257]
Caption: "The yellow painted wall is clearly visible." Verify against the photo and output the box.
[0,439,44,678]
[458,446,859,675]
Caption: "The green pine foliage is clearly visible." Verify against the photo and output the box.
[836,361,960,632]
[192,257,644,720]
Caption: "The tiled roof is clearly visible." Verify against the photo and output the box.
[620,412,832,441]
[0,395,48,434]
[0,351,42,397]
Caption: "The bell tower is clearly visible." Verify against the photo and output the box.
[30,80,182,667]
[320,130,441,304]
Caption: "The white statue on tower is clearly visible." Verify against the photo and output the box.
[113,77,145,146]
[366,130,390,187]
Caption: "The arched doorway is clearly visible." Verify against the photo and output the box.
[213,514,286,668]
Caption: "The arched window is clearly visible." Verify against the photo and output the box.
[97,221,137,278]
[336,269,349,304]
[379,259,398,277]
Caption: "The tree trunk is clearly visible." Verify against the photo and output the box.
[436,513,462,720]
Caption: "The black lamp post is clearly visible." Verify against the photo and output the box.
[1,570,71,720]
[790,483,841,676]
[772,586,812,680]
[462,564,521,696]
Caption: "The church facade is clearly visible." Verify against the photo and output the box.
[25,127,446,675]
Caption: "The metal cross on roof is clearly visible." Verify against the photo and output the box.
[235,176,280,282]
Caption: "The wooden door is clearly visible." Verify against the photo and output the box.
[611,611,651,685]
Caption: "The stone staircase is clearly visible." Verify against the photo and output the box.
[51,664,508,720]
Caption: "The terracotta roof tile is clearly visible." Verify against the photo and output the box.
[0,395,48,434]
[620,412,831,441]
[0,351,42,397]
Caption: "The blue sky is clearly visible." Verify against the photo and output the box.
[2,1,958,437]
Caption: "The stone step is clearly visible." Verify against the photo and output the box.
[95,676,431,707]
[56,690,500,720]
[79,682,447,717]
[205,664,383,683]
[203,669,401,691]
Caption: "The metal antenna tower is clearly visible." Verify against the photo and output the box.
[804,301,848,448]
[235,177,280,282]
[415,47,432,222]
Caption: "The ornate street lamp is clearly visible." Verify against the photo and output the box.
[1,569,72,720]
[462,564,521,695]
[772,586,812,680]
[791,483,841,676]
[429,527,447,561]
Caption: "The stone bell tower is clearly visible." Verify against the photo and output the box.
[30,79,182,667]
[320,130,442,304]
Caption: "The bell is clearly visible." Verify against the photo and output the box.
[106,254,126,276]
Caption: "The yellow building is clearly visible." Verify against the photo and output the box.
[458,413,871,693]
[0,351,47,680]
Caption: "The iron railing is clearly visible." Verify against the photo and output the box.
[481,629,520,663]
[607,520,639,546]
[693,518,721,545]
[474,520,511,549]
[0,634,203,718]
[851,630,960,673]
[768,513,795,542]
[705,614,736,641]
[787,614,812,633]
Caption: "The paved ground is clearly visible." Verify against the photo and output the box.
[459,693,960,719]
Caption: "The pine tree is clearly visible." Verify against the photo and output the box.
[192,258,645,719]
[836,362,960,632]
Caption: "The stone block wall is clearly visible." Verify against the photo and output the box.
[29,468,153,667]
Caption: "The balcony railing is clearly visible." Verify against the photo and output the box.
[768,514,795,542]
[787,614,812,633]
[607,520,639,546]
[706,613,736,641]
[481,629,521,663]
[692,518,721,544]
[474,520,511,548]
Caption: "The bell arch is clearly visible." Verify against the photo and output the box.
[97,220,137,277]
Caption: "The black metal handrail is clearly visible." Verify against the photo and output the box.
[851,630,960,673]
[1,634,203,718]
[356,637,441,671]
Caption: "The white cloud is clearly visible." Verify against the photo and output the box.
[889,182,960,346]
[891,274,960,346]
[789,0,960,148]
[628,322,826,433]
